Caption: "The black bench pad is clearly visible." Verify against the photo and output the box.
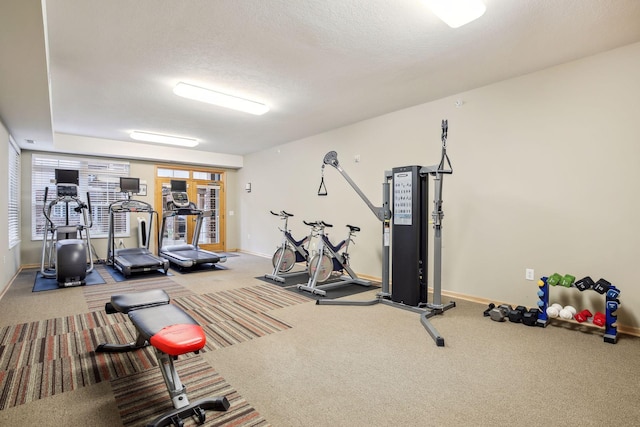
[110,289,170,313]
[128,304,199,340]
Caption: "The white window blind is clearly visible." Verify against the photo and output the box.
[8,137,20,248]
[31,155,131,240]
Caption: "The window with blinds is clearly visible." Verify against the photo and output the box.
[31,155,131,240]
[8,137,20,248]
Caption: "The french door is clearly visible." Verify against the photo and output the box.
[155,167,225,252]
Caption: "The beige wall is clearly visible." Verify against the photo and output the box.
[0,120,21,295]
[238,41,640,330]
[20,152,239,265]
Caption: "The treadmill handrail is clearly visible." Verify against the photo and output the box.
[109,199,155,213]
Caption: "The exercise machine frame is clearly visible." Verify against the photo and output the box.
[317,120,455,346]
[107,198,169,277]
[159,180,226,269]
[265,211,315,283]
[298,221,370,296]
[40,178,94,287]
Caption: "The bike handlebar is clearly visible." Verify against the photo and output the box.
[271,210,294,217]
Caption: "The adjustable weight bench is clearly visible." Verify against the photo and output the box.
[95,289,230,427]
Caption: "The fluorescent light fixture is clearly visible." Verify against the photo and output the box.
[425,0,486,28]
[130,131,199,147]
[173,82,269,115]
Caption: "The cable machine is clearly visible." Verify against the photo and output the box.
[316,120,455,346]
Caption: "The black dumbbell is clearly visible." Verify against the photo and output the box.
[593,278,611,295]
[483,303,496,317]
[522,308,539,326]
[574,276,594,291]
[508,305,528,323]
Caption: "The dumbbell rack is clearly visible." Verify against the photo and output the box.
[536,276,620,344]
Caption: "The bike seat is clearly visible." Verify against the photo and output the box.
[346,224,360,232]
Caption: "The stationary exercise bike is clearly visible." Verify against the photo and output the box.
[297,221,370,296]
[265,211,316,283]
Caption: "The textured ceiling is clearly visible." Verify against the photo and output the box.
[3,0,640,156]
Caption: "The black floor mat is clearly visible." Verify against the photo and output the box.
[256,274,379,301]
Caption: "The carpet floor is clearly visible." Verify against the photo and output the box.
[2,254,640,426]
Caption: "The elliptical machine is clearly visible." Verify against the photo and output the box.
[40,169,94,287]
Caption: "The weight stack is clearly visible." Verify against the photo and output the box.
[391,165,428,306]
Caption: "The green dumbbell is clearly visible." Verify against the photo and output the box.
[547,273,562,286]
[559,274,575,288]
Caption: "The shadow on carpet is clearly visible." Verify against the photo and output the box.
[104,265,172,282]
[170,263,228,274]
[255,274,380,301]
[32,269,106,292]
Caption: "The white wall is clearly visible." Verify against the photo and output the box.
[238,41,640,330]
[0,119,21,294]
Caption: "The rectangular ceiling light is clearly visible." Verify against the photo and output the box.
[130,131,199,147]
[173,82,269,115]
[425,0,486,28]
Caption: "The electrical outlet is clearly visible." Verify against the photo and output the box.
[525,268,534,281]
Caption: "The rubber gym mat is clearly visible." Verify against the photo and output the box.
[255,275,380,301]
[32,269,106,292]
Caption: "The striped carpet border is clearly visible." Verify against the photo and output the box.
[83,266,193,311]
[112,357,269,427]
[0,347,159,410]
[0,280,310,413]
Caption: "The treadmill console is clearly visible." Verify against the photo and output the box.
[171,191,191,208]
[169,180,191,208]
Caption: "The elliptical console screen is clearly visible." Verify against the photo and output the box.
[55,169,79,197]
[55,169,79,185]
[170,180,190,208]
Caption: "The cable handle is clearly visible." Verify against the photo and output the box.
[441,119,448,148]
[318,164,328,196]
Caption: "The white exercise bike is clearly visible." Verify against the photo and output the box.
[265,211,317,283]
[297,221,370,296]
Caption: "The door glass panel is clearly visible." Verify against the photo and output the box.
[196,184,221,244]
[161,182,188,245]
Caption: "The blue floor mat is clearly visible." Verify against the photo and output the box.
[32,269,106,292]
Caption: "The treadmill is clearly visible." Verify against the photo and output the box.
[159,179,227,269]
[107,177,169,277]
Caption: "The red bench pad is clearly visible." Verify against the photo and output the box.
[150,324,206,356]
[128,304,206,356]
